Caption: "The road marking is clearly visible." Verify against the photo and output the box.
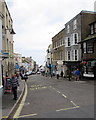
[30,86,48,91]
[13,82,28,118]
[1,116,8,118]
[57,91,61,94]
[18,113,37,118]
[62,94,67,98]
[70,101,78,107]
[56,106,80,112]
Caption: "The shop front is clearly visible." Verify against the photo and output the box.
[82,60,96,78]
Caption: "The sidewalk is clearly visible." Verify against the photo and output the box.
[2,79,25,119]
[47,74,95,85]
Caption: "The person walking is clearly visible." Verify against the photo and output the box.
[60,71,63,77]
[74,68,81,81]
[56,70,59,79]
[10,74,19,100]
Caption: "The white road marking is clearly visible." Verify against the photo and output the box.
[70,101,78,107]
[62,94,67,98]
[56,106,80,112]
[18,113,37,118]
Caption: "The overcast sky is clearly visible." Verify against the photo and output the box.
[6,0,95,65]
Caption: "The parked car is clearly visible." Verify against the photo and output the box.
[25,71,33,76]
[37,71,41,74]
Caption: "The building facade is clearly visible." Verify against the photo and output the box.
[64,11,96,75]
[14,53,22,72]
[52,28,65,74]
[0,1,15,78]
[0,6,4,90]
[80,20,96,78]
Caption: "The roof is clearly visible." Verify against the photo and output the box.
[78,34,96,43]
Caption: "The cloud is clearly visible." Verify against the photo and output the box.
[7,0,95,65]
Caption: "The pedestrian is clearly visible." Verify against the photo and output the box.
[60,71,63,77]
[56,70,59,79]
[10,74,19,100]
[74,68,81,81]
[24,73,28,82]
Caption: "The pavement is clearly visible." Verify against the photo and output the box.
[1,78,25,119]
[1,74,95,119]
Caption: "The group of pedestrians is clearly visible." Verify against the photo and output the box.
[55,68,81,81]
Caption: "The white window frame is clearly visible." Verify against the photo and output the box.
[94,23,96,33]
[67,25,70,33]
[68,37,71,46]
[73,33,78,45]
[74,49,78,61]
[71,50,74,61]
[83,42,86,53]
[73,19,77,30]
[90,24,94,34]
[65,37,68,47]
[67,51,71,61]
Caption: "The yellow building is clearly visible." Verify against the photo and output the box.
[0,1,15,78]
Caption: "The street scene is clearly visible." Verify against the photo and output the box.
[15,75,94,118]
[0,0,96,119]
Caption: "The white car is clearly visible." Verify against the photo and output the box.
[37,71,41,74]
[25,71,32,76]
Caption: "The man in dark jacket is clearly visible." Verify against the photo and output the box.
[10,74,19,100]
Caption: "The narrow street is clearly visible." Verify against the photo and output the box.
[14,74,94,118]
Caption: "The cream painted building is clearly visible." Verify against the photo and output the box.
[0,7,4,89]
[52,28,66,74]
[0,1,15,78]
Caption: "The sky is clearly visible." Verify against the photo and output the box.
[6,0,95,65]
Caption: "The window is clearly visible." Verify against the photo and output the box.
[67,25,70,33]
[90,24,94,34]
[83,42,86,53]
[67,51,71,60]
[73,19,77,30]
[87,42,94,53]
[74,33,78,44]
[74,50,78,60]
[95,23,96,33]
[68,37,70,46]
[72,33,78,45]
[71,50,74,60]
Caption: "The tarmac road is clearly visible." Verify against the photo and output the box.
[14,74,95,119]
